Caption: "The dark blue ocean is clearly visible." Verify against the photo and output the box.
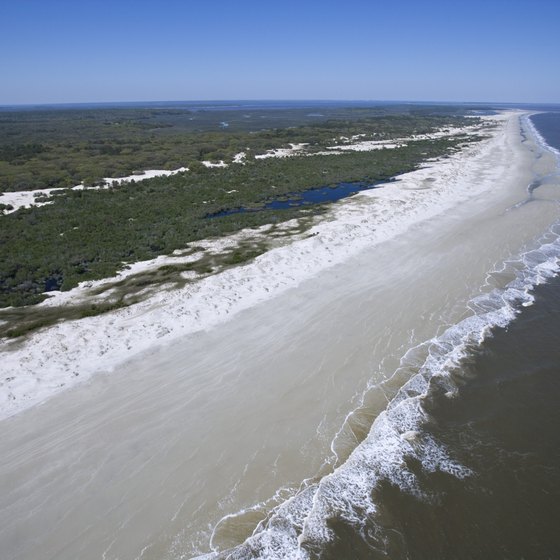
[531,112,560,151]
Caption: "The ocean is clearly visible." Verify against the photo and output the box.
[319,230,560,559]
[367,112,560,560]
[352,271,560,559]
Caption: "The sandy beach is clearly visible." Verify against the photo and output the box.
[1,112,511,419]
[1,110,560,559]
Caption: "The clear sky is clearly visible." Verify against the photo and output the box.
[1,0,559,105]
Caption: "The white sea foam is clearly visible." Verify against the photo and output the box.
[194,113,560,560]
[1,111,556,559]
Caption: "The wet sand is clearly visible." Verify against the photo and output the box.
[1,112,559,559]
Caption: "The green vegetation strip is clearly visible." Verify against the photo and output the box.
[0,133,478,310]
[0,240,273,339]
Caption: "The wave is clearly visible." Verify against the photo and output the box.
[195,221,560,560]
[526,113,560,163]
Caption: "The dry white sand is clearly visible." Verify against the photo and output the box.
[0,167,188,213]
[254,143,309,159]
[0,111,522,420]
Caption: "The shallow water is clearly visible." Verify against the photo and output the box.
[1,114,559,560]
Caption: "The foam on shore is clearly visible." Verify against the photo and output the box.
[0,112,518,420]
[196,111,560,560]
[205,223,560,560]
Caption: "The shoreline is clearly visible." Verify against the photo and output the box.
[206,112,560,559]
[526,113,560,162]
[0,111,521,420]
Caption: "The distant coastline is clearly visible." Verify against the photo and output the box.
[2,99,559,112]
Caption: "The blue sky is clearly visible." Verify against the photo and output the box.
[1,0,559,104]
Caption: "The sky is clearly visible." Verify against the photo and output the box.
[1,0,559,105]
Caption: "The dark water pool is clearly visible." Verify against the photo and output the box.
[207,179,389,218]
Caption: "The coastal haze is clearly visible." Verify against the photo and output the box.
[1,108,560,559]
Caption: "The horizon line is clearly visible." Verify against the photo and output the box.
[1,98,560,110]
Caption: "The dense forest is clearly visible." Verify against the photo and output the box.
[0,104,478,191]
[0,104,487,335]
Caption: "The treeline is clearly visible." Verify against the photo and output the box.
[0,107,476,191]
